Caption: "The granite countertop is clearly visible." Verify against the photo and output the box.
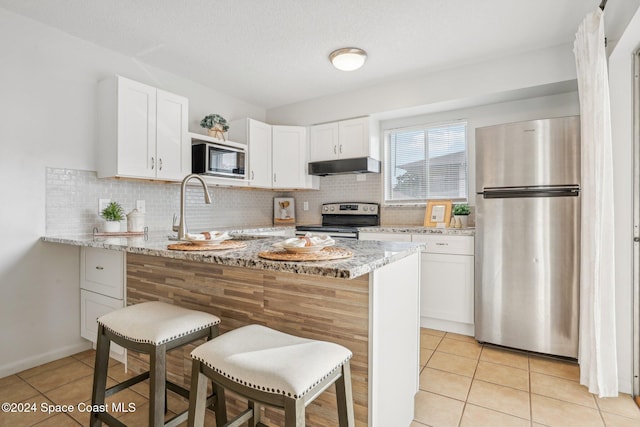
[41,230,424,279]
[358,225,475,236]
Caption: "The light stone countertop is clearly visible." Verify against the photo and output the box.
[358,225,475,236]
[41,229,424,279]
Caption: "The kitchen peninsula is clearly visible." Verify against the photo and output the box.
[42,232,422,427]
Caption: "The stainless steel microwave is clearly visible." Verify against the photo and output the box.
[192,142,246,179]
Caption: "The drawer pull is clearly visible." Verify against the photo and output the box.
[95,266,104,270]
[435,242,448,246]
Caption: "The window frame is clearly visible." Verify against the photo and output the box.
[382,120,469,207]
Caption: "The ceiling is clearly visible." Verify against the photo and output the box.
[0,0,607,109]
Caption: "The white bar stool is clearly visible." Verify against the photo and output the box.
[187,324,355,427]
[90,301,223,427]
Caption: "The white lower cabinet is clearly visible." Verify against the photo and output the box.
[412,234,474,336]
[80,247,126,361]
[359,231,475,335]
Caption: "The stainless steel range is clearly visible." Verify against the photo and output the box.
[295,202,380,239]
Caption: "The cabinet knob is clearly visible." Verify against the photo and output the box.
[339,144,342,154]
[159,158,163,171]
[334,145,337,154]
[151,157,155,170]
[273,173,276,183]
[95,266,104,270]
[251,171,254,180]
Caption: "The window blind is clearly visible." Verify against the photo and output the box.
[385,121,468,205]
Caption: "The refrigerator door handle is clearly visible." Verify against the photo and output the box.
[480,186,580,199]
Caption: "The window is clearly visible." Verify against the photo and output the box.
[384,121,468,205]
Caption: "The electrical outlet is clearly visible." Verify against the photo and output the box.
[303,201,309,211]
[136,199,146,213]
[98,198,110,216]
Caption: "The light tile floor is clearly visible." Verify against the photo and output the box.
[0,328,638,426]
[412,328,640,427]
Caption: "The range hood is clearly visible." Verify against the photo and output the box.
[308,157,380,176]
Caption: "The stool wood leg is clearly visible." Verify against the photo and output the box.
[212,382,227,426]
[188,360,208,427]
[150,344,167,427]
[248,401,261,426]
[335,361,355,427]
[90,325,111,427]
[283,397,305,427]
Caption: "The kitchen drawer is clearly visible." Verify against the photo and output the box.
[411,234,474,255]
[80,289,124,356]
[81,247,125,298]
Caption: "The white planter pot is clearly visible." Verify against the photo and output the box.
[454,215,469,228]
[103,221,121,233]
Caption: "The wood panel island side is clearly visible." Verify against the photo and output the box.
[42,233,422,426]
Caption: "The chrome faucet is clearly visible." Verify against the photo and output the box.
[177,174,212,240]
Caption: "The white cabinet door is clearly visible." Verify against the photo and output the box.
[359,232,412,242]
[80,289,125,357]
[272,125,306,189]
[338,117,370,159]
[309,122,339,161]
[116,77,157,178]
[99,75,190,181]
[420,253,474,325]
[156,89,189,180]
[248,119,273,188]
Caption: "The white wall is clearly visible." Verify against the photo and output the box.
[0,8,265,377]
[608,4,640,396]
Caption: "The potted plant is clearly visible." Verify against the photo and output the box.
[200,114,230,140]
[101,201,124,232]
[453,203,471,228]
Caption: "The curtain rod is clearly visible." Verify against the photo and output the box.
[599,0,608,11]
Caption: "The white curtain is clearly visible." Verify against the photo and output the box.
[573,8,618,397]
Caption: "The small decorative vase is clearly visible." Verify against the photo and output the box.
[207,125,226,140]
[454,215,469,228]
[103,221,121,233]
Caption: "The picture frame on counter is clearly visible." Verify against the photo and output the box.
[274,197,295,224]
[423,199,452,228]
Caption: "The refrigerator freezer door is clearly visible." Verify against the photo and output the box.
[475,194,580,358]
[476,116,580,190]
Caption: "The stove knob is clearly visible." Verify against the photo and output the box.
[330,206,335,212]
[370,206,377,212]
[363,206,368,211]
[323,206,329,212]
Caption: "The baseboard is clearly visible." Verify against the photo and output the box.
[0,341,92,379]
[420,317,475,337]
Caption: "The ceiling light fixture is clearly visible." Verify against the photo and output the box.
[329,47,367,71]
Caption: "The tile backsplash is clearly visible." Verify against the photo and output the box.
[45,168,470,234]
[45,168,281,235]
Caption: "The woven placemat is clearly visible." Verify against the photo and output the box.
[167,240,247,251]
[258,246,353,261]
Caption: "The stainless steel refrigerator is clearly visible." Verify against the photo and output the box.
[475,116,581,358]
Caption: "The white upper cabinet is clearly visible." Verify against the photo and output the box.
[309,122,339,162]
[230,119,318,190]
[98,75,189,181]
[272,125,310,189]
[309,117,379,162]
[229,118,272,188]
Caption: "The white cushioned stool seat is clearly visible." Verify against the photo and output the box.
[188,324,355,426]
[98,301,220,345]
[191,324,352,399]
